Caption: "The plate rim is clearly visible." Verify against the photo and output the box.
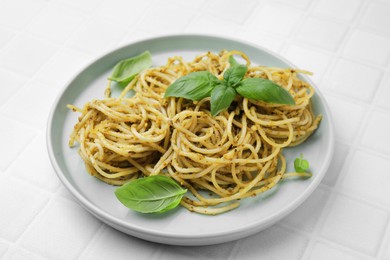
[46,33,335,243]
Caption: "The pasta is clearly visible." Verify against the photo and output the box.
[68,50,321,215]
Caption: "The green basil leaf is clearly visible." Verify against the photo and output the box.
[223,64,247,88]
[210,84,236,116]
[236,78,295,105]
[108,51,152,84]
[229,55,240,67]
[164,71,220,101]
[114,175,187,213]
[294,154,310,173]
[158,198,182,213]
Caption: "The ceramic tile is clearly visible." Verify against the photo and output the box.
[238,31,284,54]
[0,27,15,49]
[0,35,57,76]
[0,241,8,258]
[320,194,388,255]
[340,150,390,207]
[375,75,390,111]
[94,0,152,27]
[0,115,37,171]
[35,48,94,85]
[327,58,382,102]
[361,1,390,35]
[80,225,158,260]
[308,241,369,260]
[271,0,311,10]
[0,69,26,105]
[158,241,236,260]
[60,0,104,13]
[313,0,363,22]
[3,247,47,260]
[186,14,241,38]
[119,31,152,45]
[322,94,367,143]
[27,4,86,44]
[0,0,48,29]
[321,142,349,187]
[284,44,332,83]
[247,3,303,37]
[281,187,329,232]
[230,225,308,259]
[343,29,390,66]
[296,16,348,51]
[360,109,390,156]
[1,80,62,129]
[206,0,258,24]
[20,198,101,260]
[9,134,60,192]
[138,2,195,35]
[168,0,207,9]
[68,18,130,55]
[382,223,390,259]
[0,177,49,241]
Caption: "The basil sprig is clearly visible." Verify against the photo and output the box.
[164,55,295,116]
[115,175,187,213]
[294,154,310,173]
[108,51,152,84]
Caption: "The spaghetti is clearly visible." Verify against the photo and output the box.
[68,50,321,215]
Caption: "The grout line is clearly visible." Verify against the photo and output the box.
[278,1,317,55]
[371,66,390,112]
[7,179,55,246]
[149,244,167,260]
[0,121,40,173]
[8,169,57,198]
[305,237,377,260]
[77,222,105,259]
[0,75,54,112]
[226,239,241,260]
[377,217,390,259]
[1,244,49,260]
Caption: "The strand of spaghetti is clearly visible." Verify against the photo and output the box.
[180,199,240,215]
[183,160,272,206]
[118,77,138,99]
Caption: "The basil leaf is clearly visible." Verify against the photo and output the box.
[236,78,295,105]
[164,71,220,101]
[224,64,247,88]
[229,55,240,67]
[294,154,310,173]
[108,51,152,84]
[210,84,236,116]
[115,175,187,213]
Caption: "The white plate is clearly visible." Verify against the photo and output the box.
[47,35,334,246]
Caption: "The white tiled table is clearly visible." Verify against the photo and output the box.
[1,0,390,259]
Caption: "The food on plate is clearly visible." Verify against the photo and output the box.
[68,50,321,215]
